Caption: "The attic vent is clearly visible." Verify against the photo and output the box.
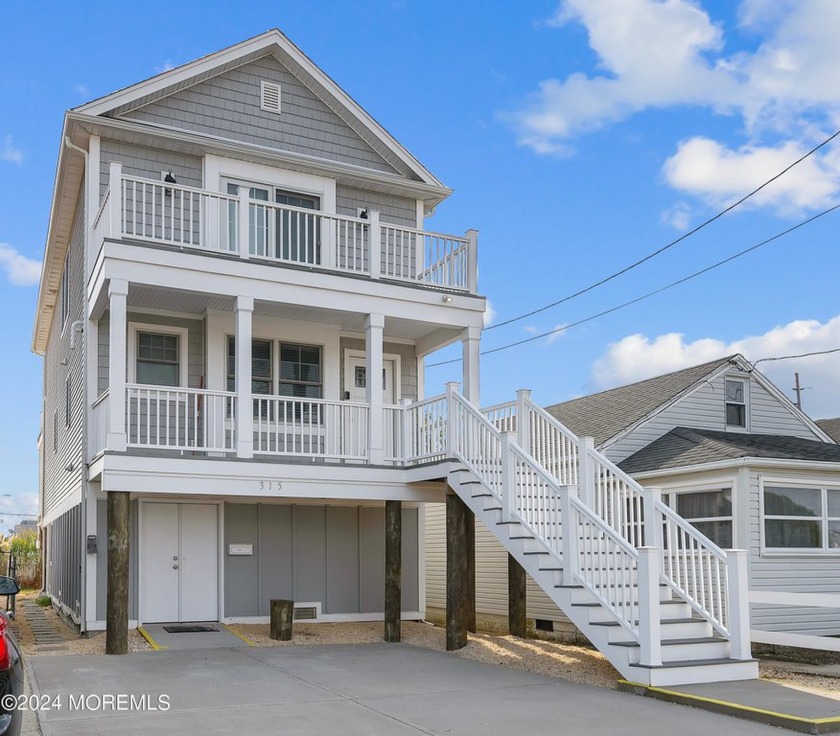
[261,81,281,114]
[294,606,317,621]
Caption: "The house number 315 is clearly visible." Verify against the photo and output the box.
[259,480,282,491]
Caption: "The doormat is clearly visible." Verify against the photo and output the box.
[162,625,219,633]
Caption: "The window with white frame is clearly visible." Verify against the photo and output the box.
[136,332,180,387]
[763,484,840,551]
[725,377,747,428]
[227,337,273,395]
[667,488,733,548]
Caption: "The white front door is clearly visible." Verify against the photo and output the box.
[141,503,219,623]
[346,355,397,404]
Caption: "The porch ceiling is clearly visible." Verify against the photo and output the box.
[126,284,460,343]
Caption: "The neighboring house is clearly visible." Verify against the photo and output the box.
[816,418,840,443]
[33,30,758,686]
[33,30,484,636]
[12,520,38,537]
[427,355,840,646]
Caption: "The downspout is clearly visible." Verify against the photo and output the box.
[63,136,89,633]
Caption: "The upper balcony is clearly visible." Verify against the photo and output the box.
[92,163,478,295]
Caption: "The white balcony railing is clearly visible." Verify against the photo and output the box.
[252,396,369,460]
[95,165,478,293]
[126,384,236,452]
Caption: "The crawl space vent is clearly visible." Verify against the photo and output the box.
[261,81,281,114]
[294,606,318,621]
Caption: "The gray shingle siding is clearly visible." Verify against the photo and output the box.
[43,194,85,518]
[98,313,205,395]
[119,55,399,175]
[336,185,416,227]
[100,139,203,201]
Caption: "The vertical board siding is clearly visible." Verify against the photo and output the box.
[223,502,419,617]
[607,371,822,464]
[339,337,418,402]
[45,503,83,621]
[43,193,85,518]
[99,139,203,202]
[424,504,569,624]
[119,55,400,175]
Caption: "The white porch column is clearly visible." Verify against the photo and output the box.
[235,296,254,459]
[107,279,128,452]
[366,313,385,464]
[461,326,481,407]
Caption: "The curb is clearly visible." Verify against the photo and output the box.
[617,680,840,735]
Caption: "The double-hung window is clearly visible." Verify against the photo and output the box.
[763,484,840,551]
[667,489,733,548]
[136,332,180,386]
[725,378,747,428]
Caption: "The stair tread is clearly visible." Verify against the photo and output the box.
[590,617,704,628]
[629,657,757,670]
[610,636,727,648]
[571,599,685,608]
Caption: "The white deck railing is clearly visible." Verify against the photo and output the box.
[97,165,477,293]
[126,385,236,452]
[251,396,369,460]
[90,390,110,459]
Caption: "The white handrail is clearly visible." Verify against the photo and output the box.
[381,224,471,291]
[523,397,579,486]
[405,393,448,463]
[481,401,517,433]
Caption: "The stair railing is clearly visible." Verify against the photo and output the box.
[448,384,658,658]
[511,394,749,651]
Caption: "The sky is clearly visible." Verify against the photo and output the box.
[2,1,840,525]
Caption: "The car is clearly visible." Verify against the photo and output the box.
[0,576,23,736]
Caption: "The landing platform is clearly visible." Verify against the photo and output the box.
[618,678,840,734]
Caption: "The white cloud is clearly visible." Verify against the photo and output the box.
[661,201,693,231]
[663,137,840,213]
[155,60,175,74]
[591,315,840,417]
[508,1,840,214]
[0,243,41,286]
[0,135,23,164]
[524,323,568,345]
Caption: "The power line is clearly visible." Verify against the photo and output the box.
[750,347,840,369]
[428,202,840,367]
[486,129,840,332]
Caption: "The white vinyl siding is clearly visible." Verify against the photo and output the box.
[749,470,840,636]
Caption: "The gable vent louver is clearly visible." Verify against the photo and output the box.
[260,81,281,114]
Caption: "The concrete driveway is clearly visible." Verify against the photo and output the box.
[28,643,787,735]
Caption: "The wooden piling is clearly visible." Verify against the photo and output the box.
[106,491,129,655]
[446,492,469,651]
[384,500,402,643]
[508,553,527,638]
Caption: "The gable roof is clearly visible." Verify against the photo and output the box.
[544,356,737,446]
[816,418,840,443]
[619,426,840,474]
[74,29,445,189]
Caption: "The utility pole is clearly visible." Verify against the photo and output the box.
[792,372,810,411]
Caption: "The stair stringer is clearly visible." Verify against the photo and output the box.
[446,465,759,687]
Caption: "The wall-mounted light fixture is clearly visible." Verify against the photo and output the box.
[163,170,177,196]
[441,295,453,303]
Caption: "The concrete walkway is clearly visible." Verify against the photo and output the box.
[137,623,251,650]
[27,643,799,736]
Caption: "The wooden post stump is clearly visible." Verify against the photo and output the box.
[270,599,294,641]
[446,492,469,651]
[384,500,402,643]
[508,553,527,638]
[106,491,129,655]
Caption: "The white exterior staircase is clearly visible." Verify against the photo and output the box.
[422,383,758,687]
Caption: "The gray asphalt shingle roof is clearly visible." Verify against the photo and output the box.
[816,418,840,443]
[544,355,738,446]
[619,426,840,474]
